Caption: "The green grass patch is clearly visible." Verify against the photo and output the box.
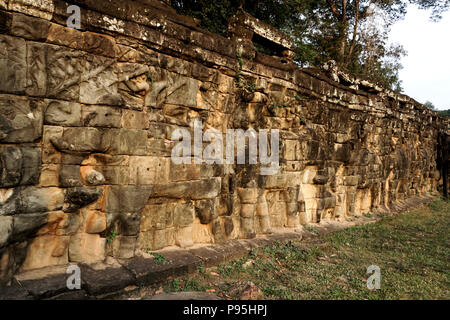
[161,199,450,299]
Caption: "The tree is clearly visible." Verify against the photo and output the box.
[424,101,436,110]
[170,0,448,92]
[410,0,450,21]
[438,109,450,117]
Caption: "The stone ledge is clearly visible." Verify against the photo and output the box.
[0,194,438,300]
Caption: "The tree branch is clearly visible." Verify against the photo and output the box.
[347,0,360,64]
[327,0,340,18]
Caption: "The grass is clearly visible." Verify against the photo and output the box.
[158,199,450,300]
[151,253,167,265]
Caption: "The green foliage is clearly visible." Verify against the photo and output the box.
[247,81,256,93]
[305,225,319,235]
[151,253,168,265]
[171,0,448,92]
[438,109,450,117]
[410,0,450,21]
[171,0,240,35]
[106,230,117,243]
[159,199,450,300]
[234,50,244,88]
[424,101,436,110]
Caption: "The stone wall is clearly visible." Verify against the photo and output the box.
[0,0,448,284]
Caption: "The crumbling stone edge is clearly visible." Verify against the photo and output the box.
[0,195,437,300]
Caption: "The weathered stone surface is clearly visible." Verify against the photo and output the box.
[152,178,221,199]
[79,263,135,296]
[64,187,103,213]
[122,250,201,286]
[129,156,170,185]
[44,100,82,126]
[140,204,173,231]
[12,213,48,243]
[81,105,121,128]
[0,95,43,143]
[0,216,13,248]
[105,185,152,236]
[173,203,195,227]
[83,32,116,58]
[80,55,121,105]
[105,185,152,214]
[82,210,106,234]
[195,199,218,224]
[26,43,48,96]
[46,22,83,49]
[0,35,26,93]
[111,235,137,259]
[0,145,41,187]
[8,0,55,20]
[102,129,147,155]
[14,266,69,299]
[11,12,49,40]
[68,233,105,263]
[46,45,82,100]
[21,235,69,271]
[0,280,32,300]
[0,187,64,215]
[0,2,447,287]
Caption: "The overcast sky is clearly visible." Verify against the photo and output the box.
[389,5,450,110]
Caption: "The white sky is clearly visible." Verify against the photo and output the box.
[389,5,450,110]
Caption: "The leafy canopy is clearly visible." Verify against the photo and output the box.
[171,0,449,92]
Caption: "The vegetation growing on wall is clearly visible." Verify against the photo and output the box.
[172,0,449,93]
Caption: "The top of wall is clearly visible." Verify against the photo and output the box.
[1,0,449,131]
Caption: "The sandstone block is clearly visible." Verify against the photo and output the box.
[44,100,82,126]
[105,185,153,214]
[46,22,83,49]
[80,55,121,105]
[175,226,194,248]
[21,235,69,271]
[64,187,103,213]
[344,175,360,186]
[58,127,103,153]
[20,187,64,214]
[0,216,13,248]
[121,109,149,129]
[194,199,218,224]
[59,165,82,187]
[81,105,121,128]
[112,236,137,259]
[140,204,173,231]
[237,188,258,203]
[0,145,41,188]
[46,45,82,100]
[82,210,106,234]
[83,32,116,58]
[240,203,256,218]
[11,12,49,40]
[192,220,214,243]
[12,213,48,243]
[0,35,26,93]
[8,0,55,20]
[0,95,43,143]
[151,178,221,200]
[173,203,195,227]
[102,129,147,155]
[129,156,170,185]
[69,233,105,264]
